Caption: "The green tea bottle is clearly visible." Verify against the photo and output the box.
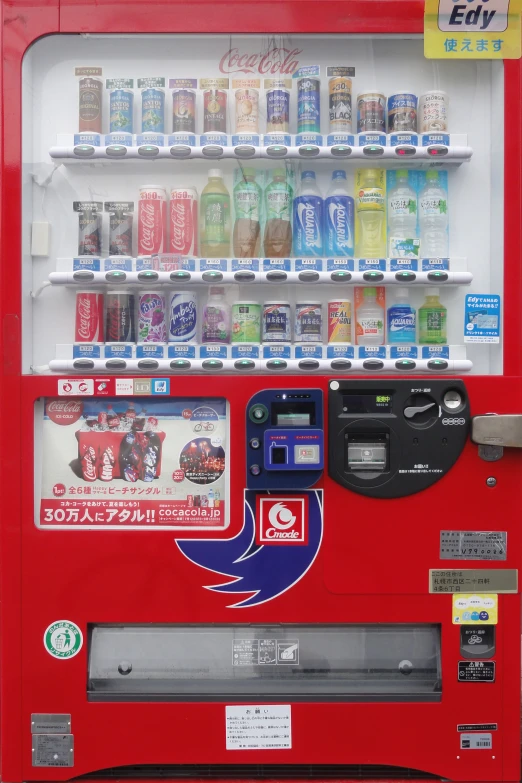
[418,287,447,344]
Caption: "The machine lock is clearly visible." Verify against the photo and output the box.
[472,414,522,461]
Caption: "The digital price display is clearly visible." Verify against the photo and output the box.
[342,392,393,414]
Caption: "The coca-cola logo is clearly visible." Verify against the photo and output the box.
[219,47,302,75]
[76,294,99,341]
[170,199,195,255]
[139,201,163,254]
[47,399,83,425]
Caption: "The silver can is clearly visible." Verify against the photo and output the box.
[419,91,448,132]
[262,301,291,342]
[295,302,322,342]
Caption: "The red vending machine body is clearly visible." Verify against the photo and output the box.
[1,2,522,782]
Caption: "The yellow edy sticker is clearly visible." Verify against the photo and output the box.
[452,593,498,624]
[425,0,522,59]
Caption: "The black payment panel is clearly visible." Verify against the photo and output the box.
[328,379,470,498]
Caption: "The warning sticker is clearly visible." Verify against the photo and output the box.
[232,639,299,666]
[458,661,495,682]
[226,705,291,750]
[460,733,492,750]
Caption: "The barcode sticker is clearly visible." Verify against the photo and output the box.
[460,733,492,750]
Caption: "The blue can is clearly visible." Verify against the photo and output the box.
[387,93,417,133]
[141,88,165,133]
[109,89,134,133]
[297,77,321,134]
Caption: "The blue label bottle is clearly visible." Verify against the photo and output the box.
[387,288,416,344]
[293,170,324,257]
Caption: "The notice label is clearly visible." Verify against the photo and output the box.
[430,568,517,593]
[464,294,501,343]
[460,733,493,749]
[58,379,94,396]
[440,530,507,560]
[453,594,498,624]
[232,639,299,666]
[226,705,291,750]
[458,661,496,682]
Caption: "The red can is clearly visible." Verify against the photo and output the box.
[187,495,194,507]
[169,187,198,256]
[138,185,167,256]
[75,291,104,342]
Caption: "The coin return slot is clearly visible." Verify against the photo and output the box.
[347,435,388,473]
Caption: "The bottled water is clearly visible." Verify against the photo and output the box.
[387,170,418,258]
[419,170,449,257]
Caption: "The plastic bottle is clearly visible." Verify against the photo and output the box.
[293,170,323,258]
[263,169,293,257]
[387,170,418,257]
[356,287,384,346]
[200,169,231,257]
[355,168,385,257]
[202,286,231,344]
[233,167,262,257]
[418,288,447,344]
[419,170,449,257]
[324,170,354,257]
[208,488,215,508]
[387,287,416,344]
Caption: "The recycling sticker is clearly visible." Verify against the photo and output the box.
[44,620,83,659]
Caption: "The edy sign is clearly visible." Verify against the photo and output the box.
[425,0,522,58]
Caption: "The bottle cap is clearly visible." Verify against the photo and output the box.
[273,168,286,178]
[426,170,439,180]
[242,167,256,178]
[363,287,377,296]
[209,286,225,295]
[302,170,316,179]
[332,170,347,180]
[395,287,409,299]
[208,168,223,178]
[425,286,440,295]
[396,169,408,178]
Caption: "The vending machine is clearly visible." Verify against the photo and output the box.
[2,0,522,781]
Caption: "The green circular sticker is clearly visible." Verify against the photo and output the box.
[44,620,83,659]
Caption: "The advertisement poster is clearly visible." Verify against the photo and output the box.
[38,397,228,530]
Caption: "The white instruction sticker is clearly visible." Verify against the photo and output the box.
[460,733,492,750]
[226,705,291,750]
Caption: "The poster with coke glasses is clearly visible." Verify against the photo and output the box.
[38,397,228,530]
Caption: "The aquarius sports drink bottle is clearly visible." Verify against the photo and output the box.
[387,287,416,344]
[233,167,262,257]
[419,170,449,257]
[200,169,231,257]
[387,170,418,257]
[293,170,323,258]
[355,169,385,257]
[324,170,354,257]
[263,169,293,257]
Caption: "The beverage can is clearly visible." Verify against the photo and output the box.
[204,90,227,133]
[387,92,417,133]
[357,92,386,133]
[262,301,291,342]
[169,291,197,342]
[79,77,102,133]
[138,185,167,255]
[108,206,133,256]
[266,83,290,132]
[169,187,198,256]
[187,495,194,507]
[295,302,322,342]
[419,91,448,132]
[329,76,352,132]
[78,206,102,256]
[138,291,167,343]
[141,88,165,133]
[109,89,134,134]
[235,88,259,133]
[172,89,196,133]
[297,77,321,133]
[105,290,136,343]
[232,302,261,343]
[328,300,351,343]
[75,291,104,342]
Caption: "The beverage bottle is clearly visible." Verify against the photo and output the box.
[293,170,323,258]
[214,489,221,507]
[324,169,354,257]
[119,432,141,483]
[125,401,137,421]
[202,286,231,344]
[200,169,231,257]
[107,405,120,429]
[387,170,418,257]
[233,167,262,257]
[387,287,416,344]
[419,287,447,344]
[355,168,385,257]
[263,169,293,257]
[419,170,449,257]
[356,287,384,346]
[142,432,161,482]
[208,488,215,508]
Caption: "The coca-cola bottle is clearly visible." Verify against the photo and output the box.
[119,432,140,482]
[99,446,115,482]
[134,408,147,431]
[97,409,109,431]
[126,402,137,421]
[81,444,97,482]
[145,416,158,432]
[107,405,120,429]
[141,431,161,482]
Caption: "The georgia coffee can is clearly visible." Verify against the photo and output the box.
[329,76,352,132]
[75,291,104,342]
[79,77,102,133]
[138,185,167,256]
[105,290,136,343]
[357,92,386,133]
[169,187,198,255]
[172,89,196,133]
[419,91,448,132]
[203,90,227,132]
